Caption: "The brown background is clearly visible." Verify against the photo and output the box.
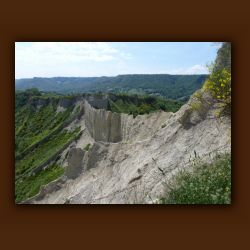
[1,4,249,248]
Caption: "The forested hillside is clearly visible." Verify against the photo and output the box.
[15,88,42,113]
[15,74,208,101]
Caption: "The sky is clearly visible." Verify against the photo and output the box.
[15,42,222,79]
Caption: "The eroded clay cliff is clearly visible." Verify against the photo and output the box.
[21,91,231,204]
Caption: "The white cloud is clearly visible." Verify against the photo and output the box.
[120,51,132,59]
[184,65,208,74]
[15,42,119,65]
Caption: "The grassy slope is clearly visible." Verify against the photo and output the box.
[15,162,65,204]
[15,127,81,182]
[15,102,80,157]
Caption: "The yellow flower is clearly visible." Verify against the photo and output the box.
[196,165,198,167]
[228,140,231,142]
[222,173,224,175]
[217,96,221,99]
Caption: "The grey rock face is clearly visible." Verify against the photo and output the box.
[65,148,86,178]
[84,101,173,143]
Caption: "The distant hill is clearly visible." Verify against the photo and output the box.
[15,74,208,100]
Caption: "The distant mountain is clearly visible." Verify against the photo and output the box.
[15,74,208,100]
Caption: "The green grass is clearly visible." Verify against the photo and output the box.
[83,143,91,151]
[15,161,65,204]
[157,151,231,204]
[74,105,80,115]
[15,103,80,157]
[15,126,81,182]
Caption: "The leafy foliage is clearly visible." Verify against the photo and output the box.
[190,42,231,126]
[108,93,184,118]
[159,152,231,204]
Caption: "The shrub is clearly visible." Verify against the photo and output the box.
[63,198,70,204]
[158,151,231,204]
[190,44,231,129]
[83,143,91,151]
[55,154,61,162]
[161,123,166,129]
[65,151,69,159]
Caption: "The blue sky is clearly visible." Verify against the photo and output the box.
[15,42,221,79]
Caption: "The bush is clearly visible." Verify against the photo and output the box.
[158,151,231,204]
[83,143,91,151]
[190,42,231,127]
[65,151,69,159]
[55,154,61,162]
[63,198,70,204]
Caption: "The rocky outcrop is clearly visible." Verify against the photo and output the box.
[84,101,173,143]
[215,42,231,70]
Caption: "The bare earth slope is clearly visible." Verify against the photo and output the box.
[21,93,231,204]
